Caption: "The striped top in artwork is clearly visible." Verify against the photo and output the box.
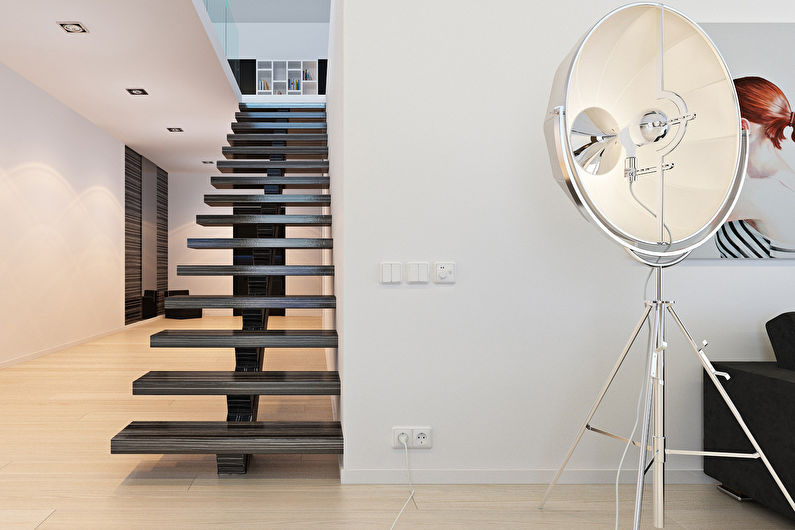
[715,220,795,259]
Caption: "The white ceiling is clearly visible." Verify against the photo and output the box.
[224,0,330,23]
[0,0,239,174]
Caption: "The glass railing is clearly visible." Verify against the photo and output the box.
[202,0,238,59]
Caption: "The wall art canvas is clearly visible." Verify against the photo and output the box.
[689,23,795,259]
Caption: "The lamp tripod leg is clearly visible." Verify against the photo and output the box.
[633,302,661,530]
[666,305,795,515]
[652,298,666,529]
[539,304,653,510]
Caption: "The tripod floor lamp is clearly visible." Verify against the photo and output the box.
[538,3,795,528]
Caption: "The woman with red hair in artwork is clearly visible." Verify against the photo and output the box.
[716,76,795,258]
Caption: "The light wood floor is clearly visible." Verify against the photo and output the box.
[0,316,792,529]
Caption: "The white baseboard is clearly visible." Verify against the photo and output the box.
[339,467,714,485]
[0,315,164,369]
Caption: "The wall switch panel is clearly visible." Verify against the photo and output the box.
[406,261,430,283]
[434,262,456,283]
[380,262,402,284]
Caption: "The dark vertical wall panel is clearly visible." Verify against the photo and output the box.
[156,167,168,314]
[124,147,143,324]
[318,59,328,95]
[228,59,256,95]
[125,146,168,323]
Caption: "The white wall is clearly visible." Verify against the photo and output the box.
[330,0,795,483]
[168,172,233,316]
[141,158,159,291]
[326,0,345,419]
[236,23,329,60]
[0,63,124,366]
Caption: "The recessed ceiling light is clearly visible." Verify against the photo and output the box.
[126,88,148,96]
[202,160,214,164]
[167,127,183,133]
[58,22,88,33]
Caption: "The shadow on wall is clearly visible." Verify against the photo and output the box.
[0,162,124,363]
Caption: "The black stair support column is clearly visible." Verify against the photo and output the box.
[219,183,284,468]
[216,113,295,474]
[232,208,256,316]
[218,299,265,473]
[265,115,287,314]
[220,221,264,474]
[262,184,286,315]
[230,113,286,311]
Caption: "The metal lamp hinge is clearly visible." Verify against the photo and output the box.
[625,158,675,182]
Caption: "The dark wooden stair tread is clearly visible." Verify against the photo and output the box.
[222,146,328,157]
[211,176,330,189]
[235,111,326,120]
[227,133,328,146]
[217,161,329,174]
[196,214,331,226]
[133,371,340,395]
[204,194,330,207]
[231,122,327,130]
[217,160,328,169]
[150,329,338,348]
[187,238,332,249]
[111,421,343,454]
[239,102,325,110]
[177,265,334,276]
[164,295,336,309]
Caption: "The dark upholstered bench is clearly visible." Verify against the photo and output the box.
[703,312,795,520]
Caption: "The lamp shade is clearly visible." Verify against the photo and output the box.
[544,3,748,264]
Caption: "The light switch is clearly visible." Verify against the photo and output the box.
[407,263,418,282]
[418,263,429,282]
[407,261,429,284]
[434,262,456,284]
[380,262,402,284]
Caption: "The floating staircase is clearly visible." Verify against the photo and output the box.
[111,101,340,474]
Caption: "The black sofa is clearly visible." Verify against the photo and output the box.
[164,289,202,319]
[703,312,795,520]
[141,290,158,319]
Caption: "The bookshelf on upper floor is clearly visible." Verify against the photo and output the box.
[256,60,319,96]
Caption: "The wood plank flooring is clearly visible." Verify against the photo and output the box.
[0,316,791,529]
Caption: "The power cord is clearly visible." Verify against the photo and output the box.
[613,175,674,527]
[613,267,665,529]
[390,433,418,529]
[629,179,673,245]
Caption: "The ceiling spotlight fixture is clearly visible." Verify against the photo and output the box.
[58,22,88,34]
[167,128,183,133]
[538,4,794,529]
[202,161,214,165]
[126,88,148,96]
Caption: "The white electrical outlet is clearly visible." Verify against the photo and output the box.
[413,427,433,448]
[393,426,433,449]
[392,427,412,449]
